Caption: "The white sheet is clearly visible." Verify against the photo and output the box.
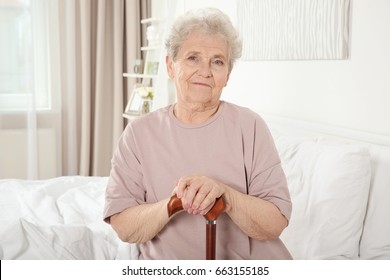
[0,176,136,260]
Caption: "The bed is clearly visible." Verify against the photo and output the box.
[1,116,390,260]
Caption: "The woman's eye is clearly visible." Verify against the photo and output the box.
[213,59,224,66]
[188,56,198,61]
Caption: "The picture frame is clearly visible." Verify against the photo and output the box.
[146,61,159,75]
[124,83,153,116]
[238,0,350,60]
[124,84,144,116]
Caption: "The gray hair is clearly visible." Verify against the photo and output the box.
[165,7,242,72]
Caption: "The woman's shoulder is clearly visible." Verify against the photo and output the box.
[121,106,171,139]
[126,106,170,127]
[222,101,268,127]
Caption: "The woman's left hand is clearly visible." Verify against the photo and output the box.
[173,174,226,215]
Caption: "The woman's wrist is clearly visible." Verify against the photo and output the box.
[220,183,234,213]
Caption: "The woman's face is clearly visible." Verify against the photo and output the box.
[166,30,230,108]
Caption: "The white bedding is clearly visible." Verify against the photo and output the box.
[273,131,372,259]
[0,176,135,260]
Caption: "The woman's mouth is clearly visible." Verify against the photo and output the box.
[192,82,211,88]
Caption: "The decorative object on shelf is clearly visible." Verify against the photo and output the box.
[133,59,144,74]
[146,24,164,46]
[124,84,154,116]
[146,61,159,75]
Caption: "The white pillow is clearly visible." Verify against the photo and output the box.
[273,132,371,259]
[358,145,390,259]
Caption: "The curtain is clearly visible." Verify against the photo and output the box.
[60,0,126,176]
[0,0,149,179]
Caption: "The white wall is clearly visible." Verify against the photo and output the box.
[164,0,390,137]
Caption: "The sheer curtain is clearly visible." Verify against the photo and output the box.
[0,0,148,179]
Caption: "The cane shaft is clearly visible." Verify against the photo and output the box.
[167,194,225,260]
[206,222,216,260]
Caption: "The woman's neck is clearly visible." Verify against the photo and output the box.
[173,101,221,124]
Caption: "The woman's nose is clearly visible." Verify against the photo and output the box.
[197,60,212,78]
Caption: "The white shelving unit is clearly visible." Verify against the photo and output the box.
[123,73,158,79]
[140,17,165,25]
[123,17,166,120]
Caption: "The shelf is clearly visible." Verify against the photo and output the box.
[122,113,140,120]
[123,17,166,120]
[141,46,161,51]
[123,73,158,79]
[141,17,165,24]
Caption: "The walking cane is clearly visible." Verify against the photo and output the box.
[167,194,225,260]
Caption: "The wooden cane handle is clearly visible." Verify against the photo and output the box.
[203,196,225,221]
[167,194,183,217]
[167,194,225,220]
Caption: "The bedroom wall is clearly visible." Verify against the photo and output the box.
[162,0,390,137]
[0,129,56,179]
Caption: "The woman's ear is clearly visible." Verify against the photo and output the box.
[166,55,174,79]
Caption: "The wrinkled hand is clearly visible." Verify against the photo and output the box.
[172,175,226,215]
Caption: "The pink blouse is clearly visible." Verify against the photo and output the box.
[104,101,292,259]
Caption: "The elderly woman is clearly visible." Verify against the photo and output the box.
[104,8,292,259]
